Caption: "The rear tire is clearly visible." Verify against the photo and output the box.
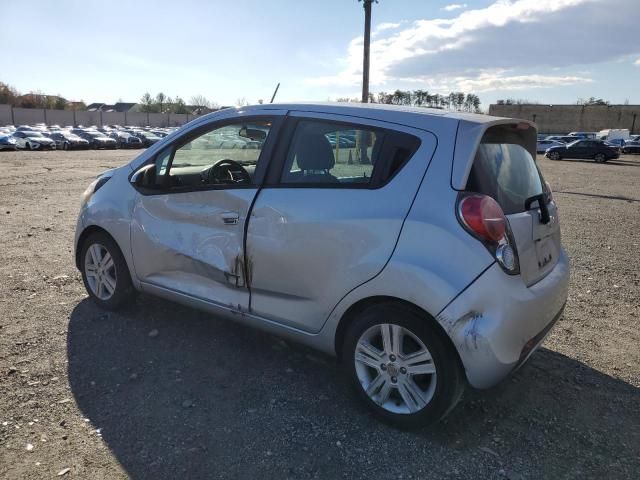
[548,151,560,160]
[80,232,135,310]
[342,302,465,429]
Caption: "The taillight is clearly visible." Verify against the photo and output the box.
[457,194,519,274]
[459,195,506,243]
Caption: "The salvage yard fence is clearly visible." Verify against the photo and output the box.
[0,104,203,128]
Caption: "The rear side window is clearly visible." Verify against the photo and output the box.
[279,118,421,187]
[467,143,544,214]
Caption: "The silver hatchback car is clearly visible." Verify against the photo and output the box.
[75,103,569,428]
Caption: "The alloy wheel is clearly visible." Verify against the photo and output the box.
[354,323,437,414]
[84,243,117,300]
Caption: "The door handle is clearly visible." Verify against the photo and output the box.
[220,212,240,225]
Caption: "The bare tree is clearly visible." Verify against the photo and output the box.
[190,94,212,110]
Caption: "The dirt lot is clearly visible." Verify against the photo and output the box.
[0,149,638,479]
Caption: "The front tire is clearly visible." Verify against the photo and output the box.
[342,302,465,429]
[594,153,607,163]
[80,232,134,310]
[26,142,31,151]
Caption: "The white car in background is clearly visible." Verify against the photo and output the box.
[12,130,56,150]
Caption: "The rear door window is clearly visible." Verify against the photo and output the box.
[467,143,544,214]
[278,118,421,187]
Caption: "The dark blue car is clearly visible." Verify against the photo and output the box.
[545,139,619,163]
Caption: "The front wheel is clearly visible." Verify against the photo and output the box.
[80,232,135,310]
[594,153,607,163]
[342,303,465,429]
[26,142,31,151]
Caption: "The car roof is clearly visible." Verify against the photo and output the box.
[213,102,515,128]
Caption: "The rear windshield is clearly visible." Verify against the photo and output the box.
[467,143,544,214]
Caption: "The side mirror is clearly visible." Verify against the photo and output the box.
[130,164,162,189]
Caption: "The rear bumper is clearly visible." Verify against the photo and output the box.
[436,248,570,389]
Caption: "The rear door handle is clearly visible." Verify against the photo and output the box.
[220,212,239,225]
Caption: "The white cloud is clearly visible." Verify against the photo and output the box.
[635,59,640,66]
[374,22,401,33]
[308,0,640,93]
[453,72,593,92]
[442,3,468,12]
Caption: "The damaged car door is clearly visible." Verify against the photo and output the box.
[129,113,283,311]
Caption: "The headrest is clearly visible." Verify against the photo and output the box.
[295,134,335,171]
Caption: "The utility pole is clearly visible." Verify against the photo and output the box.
[360,0,375,103]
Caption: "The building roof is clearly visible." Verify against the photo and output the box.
[86,102,138,112]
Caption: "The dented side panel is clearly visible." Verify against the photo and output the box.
[130,188,256,311]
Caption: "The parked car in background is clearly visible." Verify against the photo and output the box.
[545,135,583,144]
[12,131,56,150]
[47,132,91,150]
[536,139,564,153]
[604,138,626,148]
[546,139,619,163]
[597,129,629,144]
[603,141,623,153]
[150,129,169,138]
[108,131,144,149]
[568,132,597,139]
[621,141,640,154]
[73,130,118,149]
[131,131,161,147]
[74,103,569,428]
[0,134,17,150]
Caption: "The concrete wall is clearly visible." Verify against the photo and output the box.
[489,104,640,134]
[45,109,73,126]
[0,104,12,124]
[169,113,189,126]
[0,104,201,128]
[13,108,46,125]
[126,112,149,126]
[102,111,125,126]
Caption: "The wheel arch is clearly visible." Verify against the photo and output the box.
[333,295,462,369]
[75,225,121,270]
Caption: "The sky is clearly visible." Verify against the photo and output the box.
[1,0,639,108]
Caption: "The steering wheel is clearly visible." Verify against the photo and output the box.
[202,159,252,185]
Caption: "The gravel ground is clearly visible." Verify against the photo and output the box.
[0,149,638,480]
